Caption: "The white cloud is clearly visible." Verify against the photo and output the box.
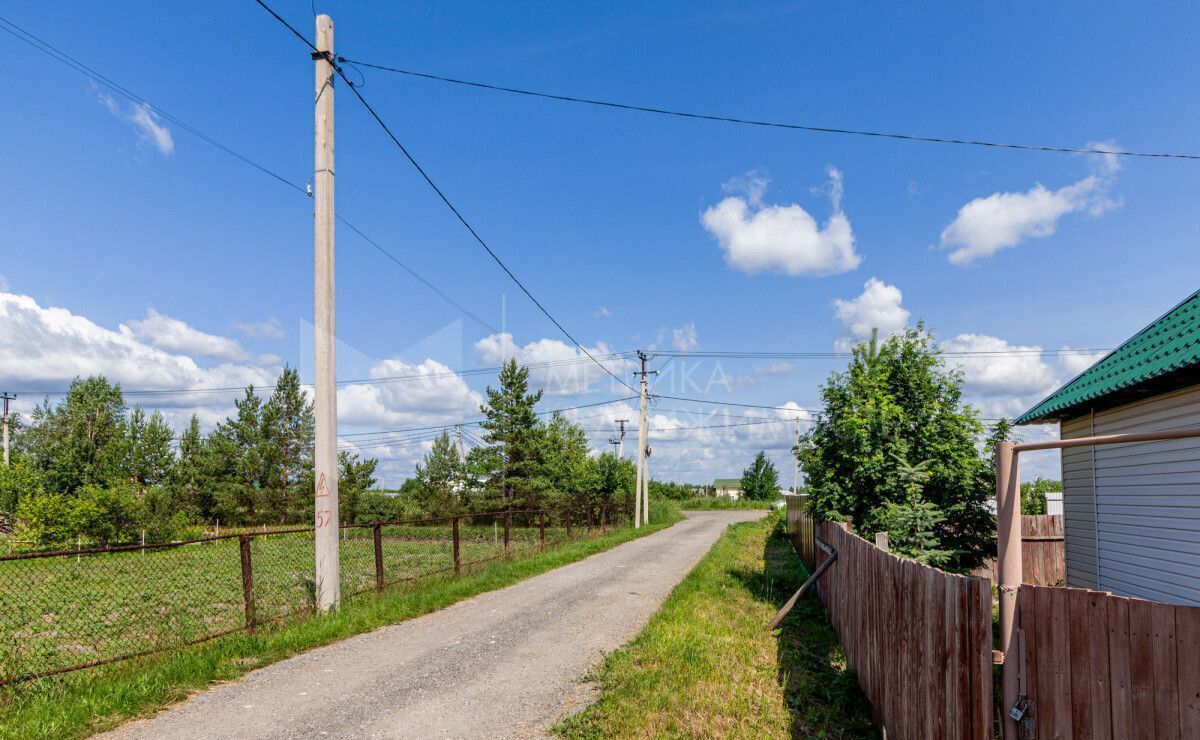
[593,306,611,318]
[234,317,286,339]
[940,334,1059,416]
[473,333,625,397]
[940,144,1121,265]
[95,89,174,156]
[337,359,481,428]
[754,361,794,376]
[833,278,910,351]
[129,104,174,155]
[671,322,699,352]
[124,308,279,365]
[0,292,274,396]
[701,168,861,277]
[1058,346,1108,377]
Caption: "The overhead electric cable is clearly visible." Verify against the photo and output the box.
[340,59,1200,161]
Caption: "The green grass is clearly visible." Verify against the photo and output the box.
[0,523,562,682]
[675,496,777,510]
[555,511,876,739]
[0,504,682,740]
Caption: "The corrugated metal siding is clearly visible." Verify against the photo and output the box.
[1060,414,1098,588]
[1061,384,1200,606]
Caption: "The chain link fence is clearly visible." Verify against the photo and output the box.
[0,502,621,685]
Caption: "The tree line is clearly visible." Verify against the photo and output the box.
[0,359,658,547]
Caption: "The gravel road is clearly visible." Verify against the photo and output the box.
[102,510,765,740]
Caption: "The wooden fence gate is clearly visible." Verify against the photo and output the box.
[1015,585,1200,738]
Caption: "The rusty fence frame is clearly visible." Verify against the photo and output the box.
[995,427,1200,739]
[0,501,619,686]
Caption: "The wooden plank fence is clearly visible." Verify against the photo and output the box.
[815,522,994,740]
[784,493,815,569]
[1016,584,1200,739]
[975,514,1065,587]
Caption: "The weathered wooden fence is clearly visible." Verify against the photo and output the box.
[815,522,994,739]
[976,514,1065,586]
[783,493,814,569]
[1015,584,1200,739]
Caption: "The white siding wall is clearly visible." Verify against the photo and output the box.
[1059,384,1200,605]
[1060,414,1098,588]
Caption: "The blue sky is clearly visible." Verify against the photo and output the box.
[3,1,1198,484]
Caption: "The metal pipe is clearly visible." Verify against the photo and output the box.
[1013,426,1200,452]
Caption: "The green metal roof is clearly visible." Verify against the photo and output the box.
[1016,290,1200,425]
[712,478,741,488]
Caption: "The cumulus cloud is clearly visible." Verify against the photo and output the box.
[473,333,625,397]
[593,306,611,318]
[124,308,279,364]
[940,334,1059,416]
[671,322,699,352]
[833,278,910,351]
[701,168,861,277]
[939,144,1121,266]
[337,359,482,428]
[1058,346,1108,377]
[0,292,274,396]
[233,317,286,339]
[96,89,174,156]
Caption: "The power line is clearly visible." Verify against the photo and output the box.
[655,394,817,412]
[340,59,1200,162]
[0,13,519,367]
[245,2,640,396]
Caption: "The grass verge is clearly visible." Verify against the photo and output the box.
[676,496,776,511]
[0,505,683,740]
[555,511,876,739]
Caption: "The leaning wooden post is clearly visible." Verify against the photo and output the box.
[452,515,461,575]
[996,441,1022,738]
[373,523,384,590]
[874,531,889,552]
[239,535,256,634]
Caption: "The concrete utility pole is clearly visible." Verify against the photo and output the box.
[1,393,15,466]
[634,352,656,528]
[608,418,628,458]
[455,424,466,461]
[792,417,800,494]
[312,14,339,612]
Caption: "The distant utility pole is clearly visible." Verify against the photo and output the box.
[455,424,466,460]
[312,14,339,612]
[792,417,800,494]
[1,393,15,466]
[634,352,656,528]
[608,418,628,458]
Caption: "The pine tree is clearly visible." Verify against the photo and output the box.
[261,368,314,521]
[414,431,462,515]
[125,408,174,488]
[172,414,209,516]
[740,451,780,501]
[479,359,543,508]
[207,387,265,520]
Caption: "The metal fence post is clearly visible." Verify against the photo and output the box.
[373,523,384,590]
[539,510,546,551]
[453,515,461,575]
[503,511,511,551]
[239,535,255,634]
